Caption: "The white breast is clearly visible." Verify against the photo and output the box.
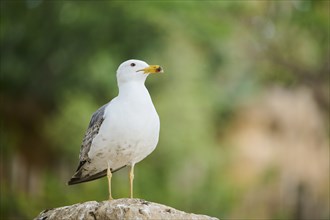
[87,83,160,172]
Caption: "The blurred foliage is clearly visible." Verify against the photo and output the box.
[0,1,329,219]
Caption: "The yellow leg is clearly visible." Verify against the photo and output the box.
[107,162,113,200]
[129,164,135,198]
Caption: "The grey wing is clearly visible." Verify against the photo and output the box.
[67,103,108,184]
[78,103,108,163]
[68,102,127,185]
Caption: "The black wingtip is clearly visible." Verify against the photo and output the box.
[67,178,81,185]
[67,165,127,186]
[67,170,107,185]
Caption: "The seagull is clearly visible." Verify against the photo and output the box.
[68,59,163,200]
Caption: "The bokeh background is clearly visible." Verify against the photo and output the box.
[1,1,329,219]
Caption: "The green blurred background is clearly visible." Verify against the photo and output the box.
[1,1,329,219]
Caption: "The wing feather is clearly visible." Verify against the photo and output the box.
[68,103,109,185]
[78,103,108,164]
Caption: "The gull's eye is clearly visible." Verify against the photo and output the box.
[130,63,136,67]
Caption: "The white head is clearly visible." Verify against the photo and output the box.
[116,59,163,85]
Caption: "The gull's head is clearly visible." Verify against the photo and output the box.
[116,59,163,84]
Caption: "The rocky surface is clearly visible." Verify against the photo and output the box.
[35,198,219,220]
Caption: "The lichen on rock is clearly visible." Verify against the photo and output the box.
[35,198,219,220]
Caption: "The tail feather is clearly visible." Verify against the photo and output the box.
[67,165,127,185]
[68,169,107,185]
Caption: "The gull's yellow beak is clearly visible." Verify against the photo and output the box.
[137,65,164,74]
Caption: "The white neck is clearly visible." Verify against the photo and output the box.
[117,81,151,101]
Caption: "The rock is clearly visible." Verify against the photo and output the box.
[34,198,219,220]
